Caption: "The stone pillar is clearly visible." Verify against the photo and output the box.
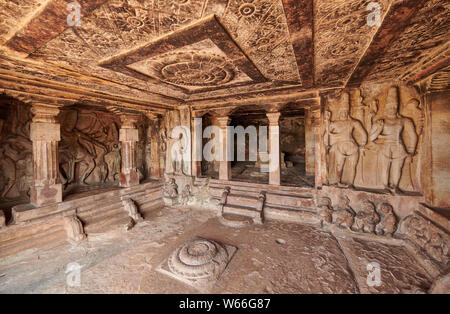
[30,104,62,207]
[146,113,161,179]
[311,107,324,188]
[119,114,140,187]
[305,109,315,176]
[217,116,231,181]
[266,112,281,185]
[192,115,202,177]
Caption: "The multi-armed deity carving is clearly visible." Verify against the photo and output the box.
[324,85,423,193]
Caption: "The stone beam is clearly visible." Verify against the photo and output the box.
[282,0,314,88]
[346,0,428,86]
[5,0,108,54]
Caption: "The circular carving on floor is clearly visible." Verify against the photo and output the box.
[168,238,229,279]
[127,16,144,29]
[239,3,256,17]
[153,52,236,87]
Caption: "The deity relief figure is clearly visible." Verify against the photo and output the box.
[352,200,380,234]
[367,87,418,193]
[104,144,121,183]
[0,147,16,198]
[325,92,367,187]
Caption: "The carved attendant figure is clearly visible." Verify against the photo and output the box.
[375,203,397,236]
[164,178,178,198]
[317,197,333,226]
[332,195,355,229]
[180,184,193,206]
[325,92,367,187]
[352,200,380,234]
[368,87,418,192]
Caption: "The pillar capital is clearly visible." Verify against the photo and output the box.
[31,103,61,123]
[120,113,141,129]
[216,116,231,128]
[144,112,159,121]
[266,112,281,126]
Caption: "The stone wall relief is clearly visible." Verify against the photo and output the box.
[318,194,398,237]
[0,102,152,202]
[400,214,449,266]
[0,102,33,199]
[324,85,424,194]
[324,92,367,187]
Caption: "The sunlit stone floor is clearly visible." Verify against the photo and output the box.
[0,206,434,294]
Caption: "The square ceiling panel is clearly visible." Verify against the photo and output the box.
[98,15,267,93]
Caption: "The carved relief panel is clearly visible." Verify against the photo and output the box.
[323,83,424,194]
[0,99,150,202]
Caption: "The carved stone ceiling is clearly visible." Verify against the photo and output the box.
[0,0,448,108]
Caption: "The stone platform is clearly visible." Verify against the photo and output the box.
[0,180,164,259]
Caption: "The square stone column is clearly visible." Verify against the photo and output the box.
[145,113,161,179]
[266,112,281,185]
[30,104,62,207]
[305,108,315,176]
[120,114,140,187]
[217,116,231,181]
[311,108,325,188]
[192,116,202,177]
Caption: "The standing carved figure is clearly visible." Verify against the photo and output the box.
[368,87,418,193]
[0,147,16,198]
[352,200,380,234]
[325,92,367,187]
[104,144,121,183]
[375,203,397,236]
[332,195,355,229]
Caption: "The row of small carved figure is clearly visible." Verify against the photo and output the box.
[163,178,195,206]
[317,195,397,236]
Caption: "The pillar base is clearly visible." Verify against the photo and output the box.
[120,170,140,187]
[150,168,161,179]
[30,184,63,207]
